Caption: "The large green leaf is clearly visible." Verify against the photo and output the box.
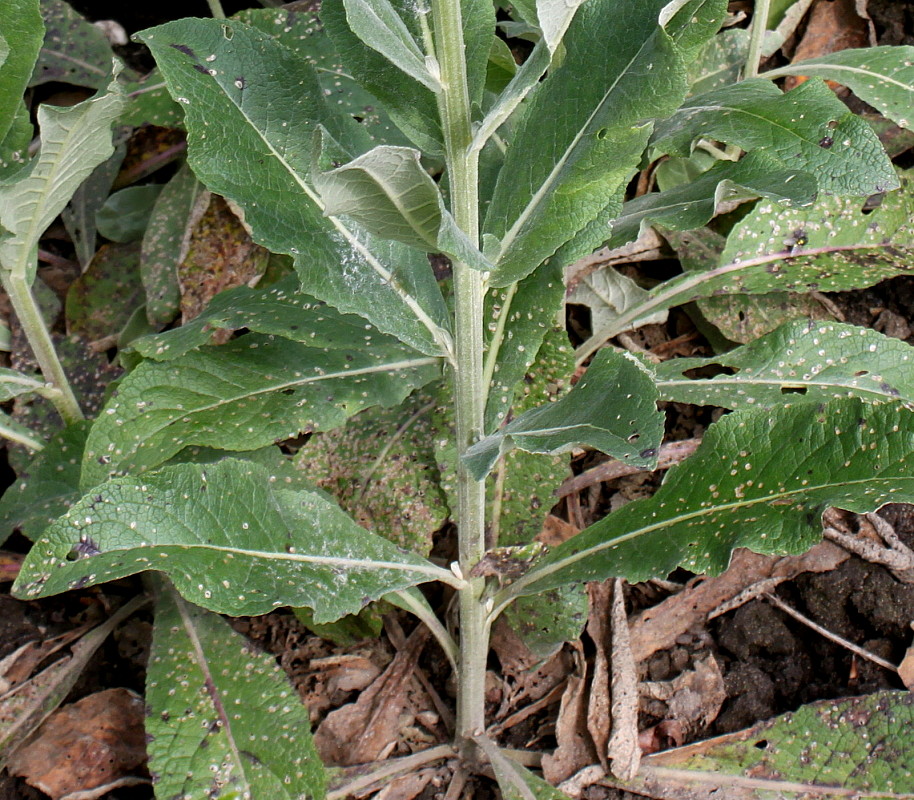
[322,0,442,153]
[499,399,914,605]
[651,78,897,196]
[342,0,439,91]
[577,171,914,358]
[81,331,439,486]
[13,459,454,618]
[0,78,124,284]
[31,0,111,90]
[483,0,690,287]
[138,19,452,358]
[146,581,327,799]
[654,319,914,409]
[465,348,663,480]
[765,46,914,131]
[0,0,42,145]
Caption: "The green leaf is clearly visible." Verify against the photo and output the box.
[484,0,690,287]
[660,0,727,63]
[579,171,914,351]
[0,0,42,145]
[295,390,449,555]
[31,0,111,90]
[651,79,898,196]
[146,581,327,799]
[0,103,32,182]
[312,135,492,270]
[655,319,914,409]
[14,459,455,618]
[342,0,439,91]
[81,331,440,486]
[765,46,914,131]
[138,19,452,358]
[323,0,442,153]
[0,422,88,546]
[568,267,668,340]
[0,78,125,284]
[461,0,495,105]
[65,241,144,341]
[478,738,568,800]
[140,162,203,327]
[687,28,749,95]
[95,184,164,244]
[465,348,663,480]
[536,0,587,54]
[484,258,566,432]
[637,691,914,798]
[235,6,409,147]
[0,368,48,403]
[119,69,184,129]
[503,399,914,602]
[606,151,818,250]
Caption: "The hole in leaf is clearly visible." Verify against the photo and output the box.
[596,128,609,140]
[780,386,808,395]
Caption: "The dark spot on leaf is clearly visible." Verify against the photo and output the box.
[169,43,198,60]
[70,576,91,590]
[192,64,209,74]
[639,448,657,459]
[240,750,263,766]
[235,76,246,89]
[281,388,295,395]
[818,136,833,148]
[881,382,900,396]
[854,370,869,377]
[161,710,170,721]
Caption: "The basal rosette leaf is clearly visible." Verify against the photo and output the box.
[138,19,452,358]
[483,0,691,287]
[465,348,663,480]
[655,319,914,409]
[146,580,327,799]
[764,46,914,131]
[500,399,914,605]
[81,332,440,487]
[14,459,455,619]
[651,78,897,196]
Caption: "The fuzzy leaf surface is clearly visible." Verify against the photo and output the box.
[651,79,897,196]
[14,459,450,618]
[465,348,662,480]
[638,691,914,797]
[81,332,439,486]
[483,0,690,286]
[0,79,124,284]
[0,0,42,145]
[504,399,914,602]
[342,0,438,91]
[322,0,442,153]
[138,19,451,357]
[765,46,914,131]
[31,0,111,90]
[581,172,914,348]
[655,319,914,409]
[146,582,327,799]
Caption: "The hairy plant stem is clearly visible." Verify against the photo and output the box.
[429,0,489,759]
[4,274,83,424]
[744,0,772,78]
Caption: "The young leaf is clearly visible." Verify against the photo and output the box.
[484,0,691,286]
[578,171,914,356]
[500,399,914,604]
[146,581,327,799]
[477,736,568,800]
[0,0,42,145]
[605,151,818,251]
[81,332,440,486]
[764,46,914,131]
[537,0,587,54]
[342,0,440,91]
[654,319,914,409]
[461,0,495,106]
[95,184,164,244]
[0,423,88,546]
[312,134,492,270]
[13,459,456,618]
[484,258,566,432]
[637,691,914,798]
[138,19,452,358]
[465,348,663,480]
[322,0,443,153]
[567,268,668,342]
[0,77,125,284]
[651,79,898,196]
